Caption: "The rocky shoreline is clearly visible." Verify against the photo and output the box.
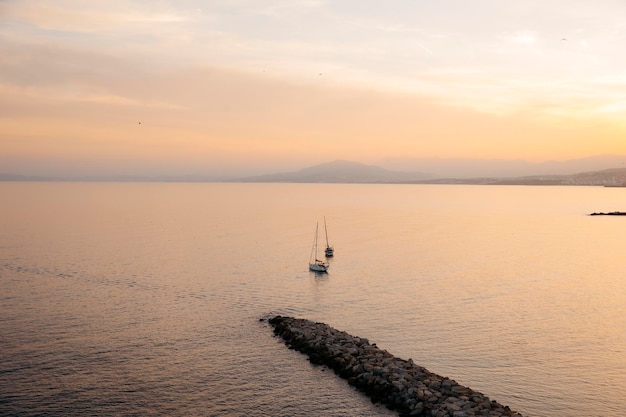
[268,316,524,417]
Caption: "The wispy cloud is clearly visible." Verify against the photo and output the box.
[509,31,538,44]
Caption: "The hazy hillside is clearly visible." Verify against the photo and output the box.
[4,157,626,185]
[377,155,626,178]
[236,160,431,183]
[236,161,626,186]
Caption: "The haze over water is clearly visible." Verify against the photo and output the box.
[1,182,625,416]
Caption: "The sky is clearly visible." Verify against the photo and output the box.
[2,0,626,177]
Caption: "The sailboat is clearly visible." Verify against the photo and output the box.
[324,216,334,257]
[309,222,329,272]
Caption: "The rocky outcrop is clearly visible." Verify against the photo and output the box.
[269,316,524,417]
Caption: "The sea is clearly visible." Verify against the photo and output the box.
[1,182,624,417]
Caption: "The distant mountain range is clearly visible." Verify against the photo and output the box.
[3,156,626,186]
[235,160,626,186]
[235,160,431,183]
[0,173,230,182]
[375,154,626,178]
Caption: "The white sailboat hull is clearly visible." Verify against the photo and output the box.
[309,261,328,272]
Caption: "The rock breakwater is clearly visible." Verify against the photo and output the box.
[269,316,524,417]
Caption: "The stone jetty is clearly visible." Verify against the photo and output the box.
[269,316,524,417]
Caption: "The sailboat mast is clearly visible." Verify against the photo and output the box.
[324,216,330,246]
[310,222,318,262]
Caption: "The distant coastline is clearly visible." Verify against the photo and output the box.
[3,159,626,186]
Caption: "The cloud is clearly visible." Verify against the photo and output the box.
[76,94,188,110]
[2,0,195,32]
[2,2,625,123]
[509,32,538,44]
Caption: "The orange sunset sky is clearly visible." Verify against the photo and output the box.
[2,1,626,177]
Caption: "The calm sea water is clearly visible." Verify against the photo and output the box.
[1,182,625,417]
